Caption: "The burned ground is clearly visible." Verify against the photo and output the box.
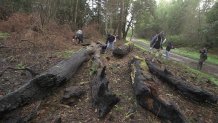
[0,13,217,123]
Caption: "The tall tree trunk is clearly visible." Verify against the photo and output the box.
[123,17,133,39]
[130,22,134,41]
[97,0,101,31]
[74,0,79,27]
[122,0,130,39]
[118,0,124,39]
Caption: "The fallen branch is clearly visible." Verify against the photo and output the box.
[147,61,218,104]
[90,49,120,118]
[130,57,187,123]
[0,44,96,118]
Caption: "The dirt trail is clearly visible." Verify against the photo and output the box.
[132,40,218,77]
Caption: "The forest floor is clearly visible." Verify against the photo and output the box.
[0,13,218,123]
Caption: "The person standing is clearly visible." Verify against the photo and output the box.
[106,34,115,50]
[76,29,83,44]
[198,47,208,70]
[165,42,174,59]
[150,32,166,62]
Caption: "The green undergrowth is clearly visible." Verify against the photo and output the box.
[0,32,9,40]
[136,38,150,45]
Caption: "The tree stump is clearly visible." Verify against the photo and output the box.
[130,57,187,123]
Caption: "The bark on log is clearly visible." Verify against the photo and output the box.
[113,42,134,58]
[90,49,120,118]
[0,45,96,118]
[147,61,218,104]
[130,57,187,123]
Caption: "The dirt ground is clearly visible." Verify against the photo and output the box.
[0,13,218,123]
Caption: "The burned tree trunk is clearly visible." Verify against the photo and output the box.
[147,61,218,104]
[90,49,120,118]
[130,57,186,123]
[113,42,134,58]
[0,45,96,118]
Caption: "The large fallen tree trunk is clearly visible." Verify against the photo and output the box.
[0,44,96,118]
[130,57,186,123]
[90,49,120,118]
[113,42,134,58]
[147,61,218,104]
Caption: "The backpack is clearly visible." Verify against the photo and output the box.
[152,35,163,49]
[150,34,158,47]
[200,49,207,60]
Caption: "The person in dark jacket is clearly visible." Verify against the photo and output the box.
[165,42,174,59]
[198,47,208,70]
[106,34,116,50]
[150,32,166,62]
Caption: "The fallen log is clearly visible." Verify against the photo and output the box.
[1,101,41,123]
[0,44,96,118]
[90,49,120,118]
[147,61,218,104]
[113,42,134,58]
[130,57,186,123]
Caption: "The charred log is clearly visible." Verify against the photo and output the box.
[130,57,187,123]
[1,101,41,123]
[90,50,120,118]
[113,42,134,58]
[147,61,218,104]
[0,45,96,118]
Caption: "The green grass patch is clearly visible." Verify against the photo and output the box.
[179,62,218,85]
[56,50,75,59]
[173,48,218,65]
[0,32,9,40]
[16,63,26,69]
[136,38,150,44]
